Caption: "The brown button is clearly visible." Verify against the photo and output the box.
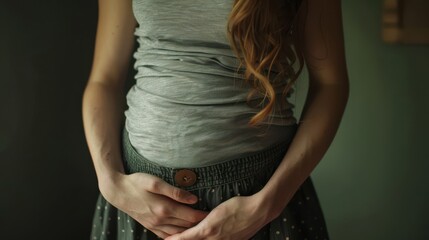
[174,169,197,187]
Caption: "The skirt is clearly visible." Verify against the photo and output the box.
[90,124,330,240]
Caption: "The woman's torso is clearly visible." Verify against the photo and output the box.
[124,0,298,168]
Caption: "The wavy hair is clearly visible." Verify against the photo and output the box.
[226,0,306,127]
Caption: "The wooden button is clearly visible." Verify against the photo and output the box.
[174,169,197,187]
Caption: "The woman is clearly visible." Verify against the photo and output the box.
[82,0,349,239]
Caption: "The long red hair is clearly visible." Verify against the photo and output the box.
[226,0,306,126]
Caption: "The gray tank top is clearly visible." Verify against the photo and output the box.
[124,0,298,168]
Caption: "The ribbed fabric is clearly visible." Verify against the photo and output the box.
[124,0,299,168]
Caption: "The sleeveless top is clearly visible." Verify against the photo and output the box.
[124,0,299,168]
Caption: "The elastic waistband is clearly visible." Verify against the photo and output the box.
[121,124,298,190]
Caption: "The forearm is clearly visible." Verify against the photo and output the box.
[258,80,349,218]
[82,80,127,190]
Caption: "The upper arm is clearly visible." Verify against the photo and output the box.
[296,0,349,86]
[87,0,137,87]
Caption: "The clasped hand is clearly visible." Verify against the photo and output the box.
[165,194,271,240]
[101,172,272,239]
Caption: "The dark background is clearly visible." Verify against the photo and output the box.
[1,0,133,239]
[1,0,429,239]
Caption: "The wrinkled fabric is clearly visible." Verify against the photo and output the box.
[124,0,300,168]
[90,124,330,240]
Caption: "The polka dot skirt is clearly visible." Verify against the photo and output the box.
[89,126,330,240]
[91,177,329,240]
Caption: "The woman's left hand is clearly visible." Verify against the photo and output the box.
[164,193,275,240]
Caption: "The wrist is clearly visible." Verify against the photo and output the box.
[251,191,279,223]
[253,186,291,223]
[98,171,126,204]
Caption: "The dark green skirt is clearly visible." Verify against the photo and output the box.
[90,124,330,240]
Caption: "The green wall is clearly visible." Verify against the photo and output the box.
[0,0,428,239]
[292,0,429,239]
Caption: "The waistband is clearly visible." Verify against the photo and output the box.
[121,124,298,190]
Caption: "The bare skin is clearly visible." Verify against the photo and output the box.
[82,0,208,238]
[165,0,349,239]
[82,0,349,239]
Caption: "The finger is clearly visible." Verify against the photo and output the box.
[163,217,196,228]
[155,224,188,235]
[164,225,202,240]
[148,197,209,224]
[169,204,209,223]
[148,179,198,204]
[151,229,169,239]
[127,209,196,229]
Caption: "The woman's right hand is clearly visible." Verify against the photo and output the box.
[99,172,209,239]
[82,0,208,237]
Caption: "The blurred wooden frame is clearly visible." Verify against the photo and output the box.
[382,0,429,44]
